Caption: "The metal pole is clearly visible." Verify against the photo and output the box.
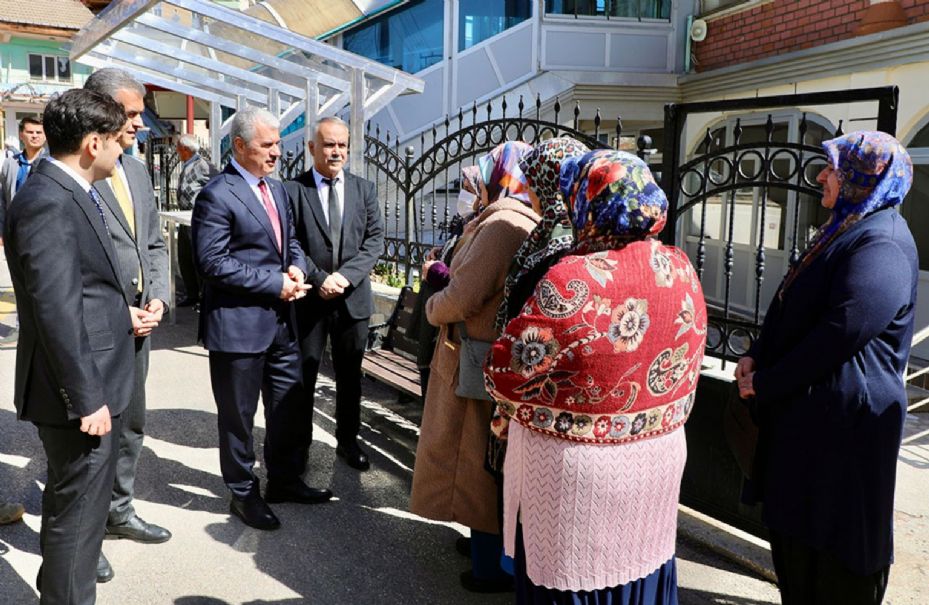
[349,68,365,174]
[210,101,222,168]
[304,75,319,154]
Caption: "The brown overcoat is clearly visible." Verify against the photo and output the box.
[410,198,538,533]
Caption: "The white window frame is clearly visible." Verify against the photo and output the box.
[27,54,72,83]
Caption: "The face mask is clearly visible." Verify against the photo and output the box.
[457,190,477,217]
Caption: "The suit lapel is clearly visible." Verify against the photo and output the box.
[341,173,357,243]
[41,163,125,300]
[122,159,146,235]
[301,172,331,244]
[225,168,281,256]
[95,178,135,238]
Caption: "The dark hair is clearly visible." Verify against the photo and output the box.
[43,89,126,156]
[19,116,42,132]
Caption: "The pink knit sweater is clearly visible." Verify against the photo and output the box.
[503,421,686,591]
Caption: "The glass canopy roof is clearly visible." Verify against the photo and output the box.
[69,0,424,170]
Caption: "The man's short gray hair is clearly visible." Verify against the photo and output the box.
[84,67,147,99]
[177,134,200,154]
[313,116,348,138]
[230,106,280,144]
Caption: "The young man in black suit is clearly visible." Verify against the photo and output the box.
[285,117,384,471]
[4,89,132,604]
[84,69,172,577]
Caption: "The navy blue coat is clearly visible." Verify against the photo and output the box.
[748,208,918,575]
[192,164,308,354]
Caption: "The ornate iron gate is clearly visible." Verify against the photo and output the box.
[277,95,659,281]
[661,87,899,361]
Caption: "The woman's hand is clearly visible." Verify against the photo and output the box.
[422,260,437,277]
[735,356,757,399]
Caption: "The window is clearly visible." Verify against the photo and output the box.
[342,0,444,73]
[545,0,670,19]
[459,0,531,51]
[28,54,71,82]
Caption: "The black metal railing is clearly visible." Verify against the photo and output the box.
[280,94,650,281]
[662,86,899,361]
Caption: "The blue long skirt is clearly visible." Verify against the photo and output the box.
[514,522,678,605]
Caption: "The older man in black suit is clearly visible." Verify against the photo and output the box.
[285,117,384,471]
[193,106,332,532]
[84,69,171,573]
[4,89,132,604]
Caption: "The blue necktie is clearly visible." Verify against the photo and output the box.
[88,187,110,233]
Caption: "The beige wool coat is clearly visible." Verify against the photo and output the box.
[410,198,539,534]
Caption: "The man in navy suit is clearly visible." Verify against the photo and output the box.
[285,117,384,471]
[5,89,132,604]
[192,106,332,531]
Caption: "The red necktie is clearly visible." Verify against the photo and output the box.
[258,179,282,252]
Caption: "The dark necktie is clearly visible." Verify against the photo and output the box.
[88,187,110,234]
[322,177,341,268]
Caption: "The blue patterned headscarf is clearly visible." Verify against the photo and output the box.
[477,141,532,209]
[559,149,668,251]
[779,130,913,297]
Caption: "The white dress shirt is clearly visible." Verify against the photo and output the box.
[46,158,92,194]
[311,167,345,226]
[230,157,269,206]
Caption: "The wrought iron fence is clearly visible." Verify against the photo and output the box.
[662,86,899,362]
[279,94,655,281]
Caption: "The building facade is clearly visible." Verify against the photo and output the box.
[683,0,929,358]
[0,0,95,141]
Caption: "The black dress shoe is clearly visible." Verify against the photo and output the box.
[459,570,513,593]
[230,493,280,531]
[265,480,333,504]
[455,536,471,557]
[336,441,370,471]
[106,514,172,543]
[96,553,114,584]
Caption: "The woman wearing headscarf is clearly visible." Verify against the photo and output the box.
[736,131,918,605]
[409,165,483,392]
[485,149,707,603]
[410,141,538,592]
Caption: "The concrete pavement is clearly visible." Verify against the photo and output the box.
[0,251,925,604]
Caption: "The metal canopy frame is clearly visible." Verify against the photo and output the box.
[69,0,424,172]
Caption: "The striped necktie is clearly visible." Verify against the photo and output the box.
[88,187,110,234]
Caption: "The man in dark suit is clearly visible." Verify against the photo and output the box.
[192,106,332,531]
[4,89,131,604]
[84,69,172,567]
[285,117,384,471]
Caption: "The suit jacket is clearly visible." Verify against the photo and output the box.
[177,153,218,210]
[0,152,45,234]
[192,163,308,354]
[284,170,384,319]
[3,161,134,425]
[95,155,170,309]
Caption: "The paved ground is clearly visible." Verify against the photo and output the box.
[0,249,925,604]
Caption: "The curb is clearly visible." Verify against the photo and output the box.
[678,504,778,584]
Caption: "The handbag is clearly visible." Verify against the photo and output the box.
[454,322,493,401]
[723,382,759,480]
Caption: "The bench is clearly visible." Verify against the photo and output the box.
[363,286,423,399]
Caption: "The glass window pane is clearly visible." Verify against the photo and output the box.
[343,0,444,73]
[28,54,43,79]
[459,0,531,51]
[547,0,670,18]
[56,57,71,81]
[44,57,55,80]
